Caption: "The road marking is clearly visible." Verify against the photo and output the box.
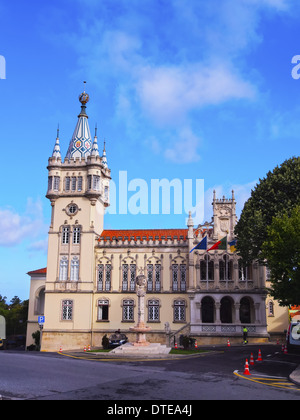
[234,370,300,391]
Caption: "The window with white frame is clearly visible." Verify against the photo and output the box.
[61,299,73,320]
[97,299,109,321]
[174,300,186,322]
[70,256,79,281]
[62,226,70,244]
[59,257,68,281]
[123,299,134,321]
[73,227,81,244]
[148,299,160,321]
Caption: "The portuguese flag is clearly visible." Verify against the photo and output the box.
[207,236,227,251]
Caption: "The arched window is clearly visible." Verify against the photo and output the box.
[240,297,252,324]
[35,288,45,315]
[220,296,233,323]
[201,296,215,323]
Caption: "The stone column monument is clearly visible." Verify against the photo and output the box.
[130,274,152,346]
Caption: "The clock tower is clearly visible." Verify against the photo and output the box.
[42,88,111,349]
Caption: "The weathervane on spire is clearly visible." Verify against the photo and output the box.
[79,81,89,105]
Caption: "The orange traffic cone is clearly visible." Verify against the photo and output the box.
[227,339,231,347]
[84,345,87,352]
[243,359,251,375]
[284,344,288,354]
[88,344,91,351]
[195,340,198,349]
[59,345,62,352]
[250,353,255,365]
[281,344,285,352]
[256,349,263,362]
[175,342,178,349]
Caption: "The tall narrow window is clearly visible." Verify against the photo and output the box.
[174,300,186,322]
[172,264,179,291]
[219,255,232,280]
[130,264,136,291]
[104,185,109,201]
[62,299,73,320]
[98,299,109,321]
[59,257,68,281]
[71,176,76,191]
[147,264,153,291]
[87,175,92,190]
[73,227,81,244]
[200,255,214,281]
[122,264,129,291]
[93,175,100,191]
[53,176,60,191]
[148,299,159,321]
[65,176,70,191]
[70,256,79,281]
[77,176,83,191]
[239,260,248,281]
[62,227,70,244]
[123,299,134,321]
[155,264,161,291]
[105,264,112,291]
[97,264,104,291]
[180,264,187,291]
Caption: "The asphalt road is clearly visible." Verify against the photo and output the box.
[0,344,300,403]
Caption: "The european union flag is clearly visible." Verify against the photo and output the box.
[190,236,207,253]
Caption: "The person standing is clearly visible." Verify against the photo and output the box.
[243,326,248,344]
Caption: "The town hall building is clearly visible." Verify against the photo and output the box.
[26,89,270,351]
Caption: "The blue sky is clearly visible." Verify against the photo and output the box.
[0,0,299,301]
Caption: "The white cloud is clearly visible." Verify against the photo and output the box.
[136,63,256,124]
[0,198,47,248]
[164,127,201,164]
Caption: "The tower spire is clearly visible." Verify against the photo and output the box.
[91,124,100,157]
[65,84,92,161]
[102,138,108,167]
[51,124,61,160]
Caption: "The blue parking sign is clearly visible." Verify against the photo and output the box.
[38,316,45,324]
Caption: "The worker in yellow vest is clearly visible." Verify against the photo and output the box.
[243,326,248,344]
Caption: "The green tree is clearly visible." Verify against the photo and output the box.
[262,205,300,306]
[235,157,300,264]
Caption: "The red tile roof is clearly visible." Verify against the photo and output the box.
[27,268,47,275]
[99,229,188,241]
